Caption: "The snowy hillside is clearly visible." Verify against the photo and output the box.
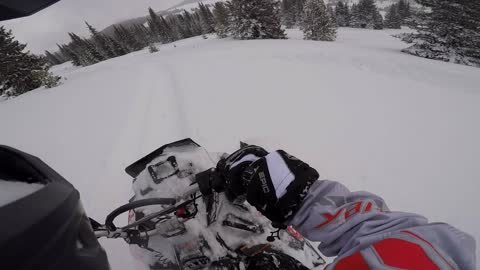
[1,28,479,269]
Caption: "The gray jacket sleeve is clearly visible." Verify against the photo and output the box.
[289,180,476,269]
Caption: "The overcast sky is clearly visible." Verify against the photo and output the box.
[1,0,182,54]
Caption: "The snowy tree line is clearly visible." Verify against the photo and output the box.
[47,0,340,68]
[214,0,336,41]
[400,0,480,67]
[44,0,480,69]
[46,0,408,67]
[48,3,217,67]
[1,27,61,98]
[331,0,411,29]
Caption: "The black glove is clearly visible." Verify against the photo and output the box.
[241,150,319,224]
[216,145,269,198]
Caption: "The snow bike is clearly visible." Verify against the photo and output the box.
[93,139,326,270]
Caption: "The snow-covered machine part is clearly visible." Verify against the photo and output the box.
[124,138,326,269]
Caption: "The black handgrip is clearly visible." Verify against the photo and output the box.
[105,198,176,231]
[196,168,225,196]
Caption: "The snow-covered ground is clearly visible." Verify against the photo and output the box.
[1,28,479,269]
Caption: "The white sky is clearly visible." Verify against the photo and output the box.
[1,0,182,53]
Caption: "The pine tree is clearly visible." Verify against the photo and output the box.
[125,25,146,50]
[213,2,230,38]
[175,13,194,39]
[45,50,62,65]
[335,1,350,27]
[107,36,127,56]
[162,17,177,42]
[384,4,401,29]
[85,21,116,59]
[373,8,384,29]
[68,32,104,65]
[281,0,297,28]
[295,0,306,25]
[189,11,204,36]
[0,27,59,96]
[113,25,144,52]
[52,49,68,63]
[301,0,337,41]
[131,24,150,48]
[198,3,215,34]
[327,5,337,26]
[227,0,286,39]
[397,0,411,21]
[350,0,383,29]
[58,44,81,66]
[401,0,480,67]
[148,7,167,43]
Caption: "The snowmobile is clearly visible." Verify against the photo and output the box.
[93,138,326,270]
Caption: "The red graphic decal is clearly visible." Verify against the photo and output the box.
[374,238,440,270]
[365,202,372,212]
[401,231,455,270]
[314,201,378,229]
[314,208,344,229]
[334,252,371,270]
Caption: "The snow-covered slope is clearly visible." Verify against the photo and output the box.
[1,28,479,269]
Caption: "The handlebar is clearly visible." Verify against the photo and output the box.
[95,168,220,241]
[94,227,159,239]
[105,198,177,231]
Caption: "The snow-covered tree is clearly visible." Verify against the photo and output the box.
[0,27,60,96]
[227,0,286,39]
[384,4,401,29]
[301,0,336,41]
[335,1,350,27]
[401,0,480,67]
[213,2,230,38]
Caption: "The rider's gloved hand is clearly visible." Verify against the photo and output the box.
[216,145,269,198]
[221,148,319,225]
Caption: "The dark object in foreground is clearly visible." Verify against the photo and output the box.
[0,0,60,20]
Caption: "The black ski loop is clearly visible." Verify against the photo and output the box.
[267,222,287,242]
[267,228,282,242]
